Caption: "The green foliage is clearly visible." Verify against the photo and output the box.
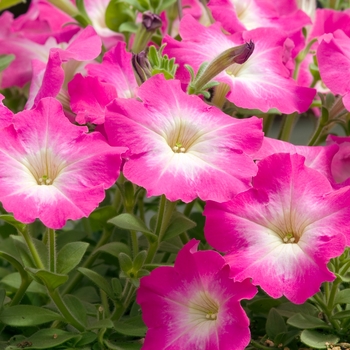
[0,0,25,11]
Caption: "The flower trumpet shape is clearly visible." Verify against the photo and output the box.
[137,240,257,350]
[105,74,263,202]
[0,97,124,228]
[204,153,350,303]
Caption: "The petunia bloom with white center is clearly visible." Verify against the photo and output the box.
[204,153,350,304]
[137,240,257,350]
[105,74,263,203]
[0,97,125,229]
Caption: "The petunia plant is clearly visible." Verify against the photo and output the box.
[0,0,350,349]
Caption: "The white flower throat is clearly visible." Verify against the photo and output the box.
[165,118,205,154]
[23,148,66,186]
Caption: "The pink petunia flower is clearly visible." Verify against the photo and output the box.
[327,135,350,187]
[317,29,350,111]
[68,42,137,125]
[137,239,257,350]
[164,15,316,114]
[208,0,311,35]
[204,153,350,304]
[0,97,124,229]
[105,74,263,203]
[253,136,338,182]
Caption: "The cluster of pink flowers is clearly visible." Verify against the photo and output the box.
[1,0,350,348]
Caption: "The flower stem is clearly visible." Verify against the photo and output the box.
[48,288,85,332]
[21,228,45,269]
[47,0,79,18]
[48,228,56,273]
[279,112,298,142]
[250,339,277,350]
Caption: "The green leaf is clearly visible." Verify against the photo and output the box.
[78,267,114,299]
[108,213,152,234]
[105,0,135,32]
[1,272,46,294]
[103,340,142,350]
[108,213,157,242]
[334,289,350,305]
[300,330,339,349]
[0,305,62,326]
[276,301,319,318]
[112,278,123,298]
[247,297,284,315]
[266,308,287,340]
[133,251,147,271]
[0,215,26,234]
[332,310,350,319]
[118,253,133,274]
[118,21,138,33]
[63,294,87,326]
[87,318,114,330]
[26,268,68,290]
[113,315,147,337]
[94,242,131,259]
[0,0,25,12]
[74,332,97,347]
[287,313,330,330]
[20,329,78,349]
[89,206,117,229]
[75,0,92,25]
[162,212,196,241]
[56,230,87,249]
[0,54,15,72]
[119,0,145,11]
[57,242,89,274]
[157,0,176,12]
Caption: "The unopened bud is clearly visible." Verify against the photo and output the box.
[191,41,255,94]
[132,50,152,85]
[142,11,162,31]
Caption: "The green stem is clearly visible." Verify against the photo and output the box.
[262,114,276,136]
[130,230,139,257]
[279,113,298,142]
[308,119,325,146]
[250,339,277,350]
[137,190,146,222]
[312,292,341,332]
[154,195,166,237]
[82,218,93,238]
[183,200,196,217]
[293,39,318,81]
[47,0,79,17]
[48,228,56,273]
[21,228,45,269]
[327,278,342,310]
[100,290,110,318]
[339,260,350,275]
[62,228,113,295]
[132,26,153,54]
[48,288,85,332]
[10,276,32,307]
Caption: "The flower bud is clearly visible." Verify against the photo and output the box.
[142,11,162,31]
[132,50,152,86]
[190,41,255,95]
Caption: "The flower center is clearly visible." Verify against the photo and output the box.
[268,210,310,244]
[188,291,219,323]
[23,148,66,186]
[165,119,205,154]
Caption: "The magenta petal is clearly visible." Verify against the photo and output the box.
[69,74,117,124]
[204,153,349,304]
[137,240,257,350]
[105,75,263,202]
[0,98,124,228]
